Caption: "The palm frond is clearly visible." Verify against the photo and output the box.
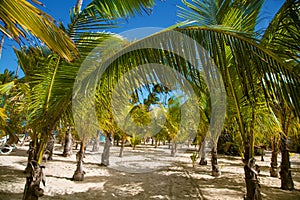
[0,0,78,61]
[178,0,264,33]
[80,27,299,121]
[262,0,300,68]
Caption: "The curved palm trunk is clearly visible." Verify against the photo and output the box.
[72,141,85,181]
[279,136,294,190]
[63,127,72,157]
[101,132,113,166]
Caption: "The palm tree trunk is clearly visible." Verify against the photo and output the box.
[25,136,37,174]
[279,136,294,190]
[199,139,207,165]
[260,146,265,161]
[270,135,279,177]
[101,132,113,166]
[43,132,55,161]
[119,137,125,157]
[211,145,220,177]
[63,127,72,157]
[92,137,100,152]
[23,133,47,200]
[92,131,100,152]
[171,137,177,157]
[72,141,85,181]
[244,143,262,200]
[22,161,46,200]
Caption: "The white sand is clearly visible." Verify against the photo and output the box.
[0,143,299,200]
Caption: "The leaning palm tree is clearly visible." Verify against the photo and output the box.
[261,0,300,190]
[76,5,299,200]
[13,0,156,199]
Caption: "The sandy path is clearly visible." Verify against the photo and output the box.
[0,143,299,200]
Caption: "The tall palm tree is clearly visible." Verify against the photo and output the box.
[261,0,300,190]
[13,1,299,200]
[12,1,156,199]
[78,3,299,200]
[178,0,266,197]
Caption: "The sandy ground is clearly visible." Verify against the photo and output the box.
[0,143,300,200]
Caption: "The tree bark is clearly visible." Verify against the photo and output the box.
[92,131,100,152]
[43,132,55,161]
[119,137,125,157]
[23,161,46,200]
[171,137,177,157]
[63,127,72,157]
[199,139,207,165]
[279,136,294,190]
[244,158,262,200]
[244,144,262,200]
[211,146,220,177]
[260,147,264,161]
[23,134,46,200]
[101,132,113,166]
[72,141,85,181]
[25,141,37,174]
[270,136,279,177]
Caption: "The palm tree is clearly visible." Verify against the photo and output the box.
[79,3,299,200]
[261,0,300,190]
[13,1,298,200]
[11,0,156,199]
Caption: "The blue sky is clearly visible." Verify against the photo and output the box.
[0,0,285,77]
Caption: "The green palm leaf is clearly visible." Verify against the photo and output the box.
[0,0,78,61]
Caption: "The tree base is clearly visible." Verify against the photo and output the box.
[212,169,221,177]
[72,171,85,181]
[270,167,279,178]
[199,158,207,165]
[280,169,294,190]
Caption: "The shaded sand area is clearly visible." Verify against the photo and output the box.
[0,143,300,200]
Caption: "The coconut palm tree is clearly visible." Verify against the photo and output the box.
[13,1,299,200]
[11,0,156,199]
[261,0,300,190]
[80,3,299,200]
